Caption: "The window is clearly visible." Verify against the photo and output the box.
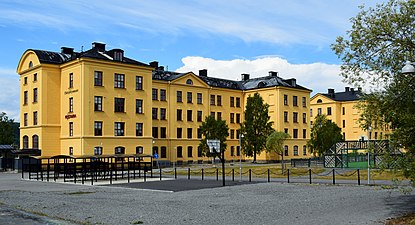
[187,110,192,121]
[186,79,193,85]
[114,122,125,136]
[160,108,166,120]
[230,97,235,107]
[177,109,182,121]
[33,111,38,125]
[310,109,313,117]
[69,122,73,136]
[23,113,28,126]
[230,129,235,139]
[317,108,322,116]
[29,61,33,68]
[114,98,125,112]
[236,130,240,139]
[33,73,37,81]
[69,147,73,156]
[342,107,345,115]
[293,96,298,106]
[293,112,298,123]
[187,146,193,157]
[160,89,166,101]
[302,113,307,123]
[94,147,103,155]
[198,146,203,157]
[94,121,102,136]
[284,111,288,122]
[284,146,289,156]
[187,92,192,103]
[317,99,322,103]
[23,136,28,149]
[32,135,39,149]
[197,111,203,122]
[177,128,182,138]
[135,76,143,90]
[114,51,123,61]
[94,71,103,86]
[69,73,73,88]
[161,147,167,158]
[136,99,143,114]
[136,123,143,136]
[327,107,332,115]
[23,91,28,105]
[136,146,143,154]
[217,112,222,119]
[187,128,192,139]
[69,97,74,112]
[236,97,241,107]
[33,88,38,103]
[197,93,202,104]
[230,113,235,123]
[160,127,167,138]
[115,146,125,154]
[177,91,182,102]
[197,128,202,139]
[237,146,241,156]
[303,146,307,155]
[94,96,103,111]
[303,129,307,139]
[114,73,125,88]
[284,95,288,105]
[24,77,27,85]
[217,95,222,106]
[210,95,215,105]
[231,146,235,156]
[152,88,158,100]
[210,112,215,118]
[236,114,241,124]
[152,108,158,119]
[302,97,306,107]
[342,120,346,128]
[294,146,298,156]
[152,127,158,138]
[177,146,183,158]
[284,128,288,134]
[293,129,298,138]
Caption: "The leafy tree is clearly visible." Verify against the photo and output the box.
[0,112,15,145]
[240,93,274,162]
[198,115,229,160]
[332,0,415,184]
[266,131,290,173]
[307,115,343,156]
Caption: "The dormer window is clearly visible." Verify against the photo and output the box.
[186,79,193,85]
[113,50,123,61]
[257,81,266,88]
[29,61,33,68]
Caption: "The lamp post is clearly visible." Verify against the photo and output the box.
[402,61,415,74]
[367,126,372,185]
[239,134,244,182]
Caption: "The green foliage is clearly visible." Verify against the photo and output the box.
[307,115,343,156]
[198,115,229,159]
[240,93,274,162]
[266,131,290,156]
[332,0,415,87]
[0,112,15,145]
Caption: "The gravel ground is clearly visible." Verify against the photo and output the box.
[0,172,414,225]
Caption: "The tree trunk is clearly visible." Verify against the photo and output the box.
[253,151,257,162]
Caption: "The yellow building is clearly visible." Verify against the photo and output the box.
[17,42,312,164]
[310,87,389,141]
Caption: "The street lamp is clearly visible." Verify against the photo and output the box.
[402,61,415,74]
[367,126,372,185]
[239,134,244,182]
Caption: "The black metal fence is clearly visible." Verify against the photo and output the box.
[291,158,324,167]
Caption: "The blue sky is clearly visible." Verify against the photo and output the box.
[0,0,386,120]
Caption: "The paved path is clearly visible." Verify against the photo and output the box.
[0,172,414,225]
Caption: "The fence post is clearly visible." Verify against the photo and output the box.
[309,169,312,184]
[287,169,290,183]
[249,169,252,182]
[188,168,191,180]
[174,168,177,179]
[332,169,335,185]
[308,158,311,167]
[202,168,204,180]
[267,169,270,182]
[216,168,219,181]
[159,168,162,181]
[232,168,234,181]
[357,169,360,185]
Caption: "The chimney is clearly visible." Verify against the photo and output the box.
[199,69,208,77]
[241,73,250,81]
[345,87,350,92]
[358,87,362,92]
[269,71,278,77]
[328,88,335,97]
[350,88,355,93]
[92,42,106,52]
[149,61,159,68]
[61,47,74,55]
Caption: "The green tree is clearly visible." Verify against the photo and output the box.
[240,93,274,162]
[332,0,415,184]
[0,112,15,145]
[266,131,290,173]
[198,115,229,160]
[307,115,343,156]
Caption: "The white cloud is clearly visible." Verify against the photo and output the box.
[0,68,20,121]
[176,56,346,95]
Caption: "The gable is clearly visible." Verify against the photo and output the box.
[310,93,335,104]
[17,50,41,74]
[171,72,209,88]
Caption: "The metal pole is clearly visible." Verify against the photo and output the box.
[368,149,370,185]
[309,169,312,184]
[221,148,225,186]
[357,169,360,185]
[332,169,335,185]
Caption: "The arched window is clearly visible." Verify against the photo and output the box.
[317,99,322,103]
[257,81,266,88]
[186,79,193,85]
[293,145,298,156]
[32,135,39,149]
[284,145,289,156]
[136,146,143,154]
[115,146,125,154]
[94,146,103,155]
[23,136,29,149]
[29,61,33,68]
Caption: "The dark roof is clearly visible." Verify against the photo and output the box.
[0,145,14,150]
[320,90,362,101]
[152,68,311,91]
[30,47,150,67]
